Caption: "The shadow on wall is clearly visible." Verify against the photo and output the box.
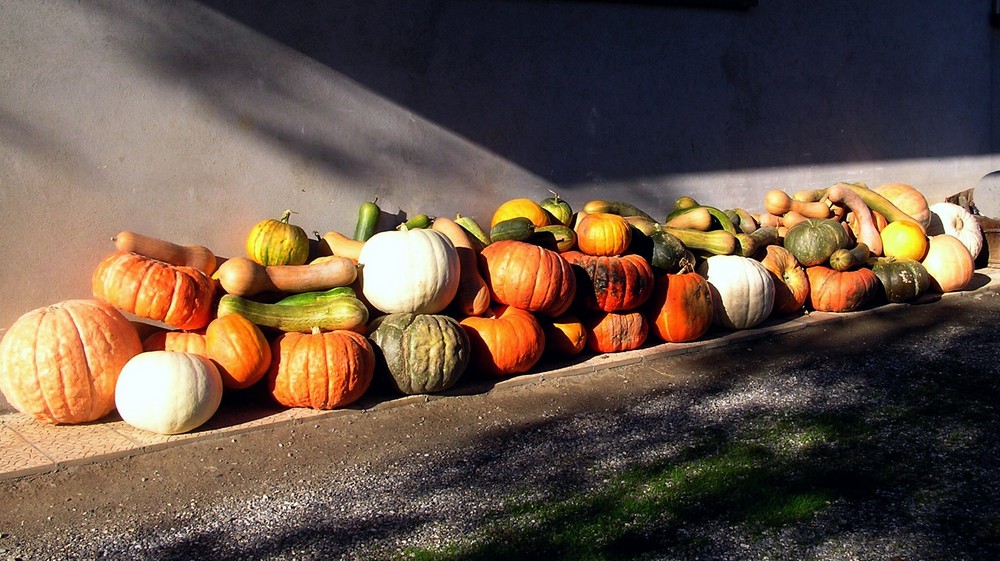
[189,0,991,186]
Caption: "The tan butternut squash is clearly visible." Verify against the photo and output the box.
[316,230,365,261]
[826,183,883,255]
[214,256,358,297]
[764,189,832,219]
[113,230,218,275]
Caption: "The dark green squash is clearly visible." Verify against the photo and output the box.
[783,218,850,267]
[870,257,931,303]
[367,313,470,395]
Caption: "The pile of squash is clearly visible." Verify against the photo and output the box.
[0,182,985,434]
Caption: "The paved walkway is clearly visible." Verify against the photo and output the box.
[3,267,999,481]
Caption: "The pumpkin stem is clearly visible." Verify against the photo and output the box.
[279,210,295,224]
[548,189,561,203]
[310,326,322,335]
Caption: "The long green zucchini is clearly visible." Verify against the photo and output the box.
[217,294,368,333]
[273,286,357,306]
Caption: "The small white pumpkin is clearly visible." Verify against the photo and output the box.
[926,202,983,260]
[115,351,223,435]
[697,255,775,330]
[358,227,460,314]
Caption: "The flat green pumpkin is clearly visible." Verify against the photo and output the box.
[367,313,470,395]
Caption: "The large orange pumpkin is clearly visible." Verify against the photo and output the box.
[268,329,375,410]
[206,314,272,390]
[575,213,632,256]
[562,251,655,312]
[873,183,931,231]
[644,269,714,343]
[93,251,215,330]
[584,310,648,353]
[459,305,545,377]
[478,241,576,317]
[805,266,879,312]
[0,299,142,424]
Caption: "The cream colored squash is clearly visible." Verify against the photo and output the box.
[696,255,775,330]
[357,228,460,314]
[921,234,975,293]
[115,351,223,434]
[926,202,983,261]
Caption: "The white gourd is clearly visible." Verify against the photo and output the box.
[697,255,775,330]
[115,351,223,435]
[926,202,983,261]
[358,228,460,314]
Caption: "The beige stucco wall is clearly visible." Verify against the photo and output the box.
[1,0,997,329]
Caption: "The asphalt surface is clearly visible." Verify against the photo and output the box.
[0,278,999,561]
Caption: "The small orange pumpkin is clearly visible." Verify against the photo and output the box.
[575,213,632,256]
[268,329,375,410]
[881,220,929,261]
[459,305,545,377]
[806,266,879,312]
[0,299,143,424]
[644,268,714,343]
[93,251,216,330]
[541,313,587,357]
[584,310,648,353]
[478,241,577,317]
[206,314,272,390]
[490,198,551,229]
[142,329,208,354]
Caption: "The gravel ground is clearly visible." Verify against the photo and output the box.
[1,287,998,560]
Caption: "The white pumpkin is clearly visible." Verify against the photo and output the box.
[926,202,983,260]
[358,227,460,314]
[697,255,775,330]
[115,351,223,435]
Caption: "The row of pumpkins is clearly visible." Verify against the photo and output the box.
[0,181,984,435]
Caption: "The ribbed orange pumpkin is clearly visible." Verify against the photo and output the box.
[584,310,648,353]
[562,251,655,312]
[575,213,632,256]
[459,305,545,377]
[142,329,207,354]
[644,269,714,343]
[206,314,272,390]
[0,299,142,424]
[268,329,375,409]
[93,251,215,330]
[805,266,879,312]
[478,241,576,317]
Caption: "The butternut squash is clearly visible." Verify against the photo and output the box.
[764,189,832,219]
[826,183,883,256]
[214,256,358,297]
[431,217,491,316]
[780,210,810,229]
[316,230,365,261]
[662,227,738,255]
[113,230,218,275]
[829,243,871,272]
[736,226,779,257]
[664,207,713,231]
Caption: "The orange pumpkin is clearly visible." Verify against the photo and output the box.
[490,198,551,229]
[756,245,810,315]
[921,234,975,293]
[142,329,208,354]
[478,241,576,317]
[93,251,215,330]
[805,266,879,312]
[268,329,374,410]
[644,269,714,343]
[562,251,655,312]
[206,314,272,390]
[584,310,648,353]
[575,213,632,256]
[459,305,545,377]
[0,299,142,424]
[881,220,928,261]
[541,313,587,357]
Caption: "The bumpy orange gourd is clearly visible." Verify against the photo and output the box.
[562,251,655,312]
[478,241,576,317]
[459,305,545,377]
[206,314,272,390]
[805,266,879,312]
[584,310,648,353]
[644,269,714,343]
[575,213,632,256]
[93,251,216,330]
[268,329,375,410]
[0,299,142,424]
